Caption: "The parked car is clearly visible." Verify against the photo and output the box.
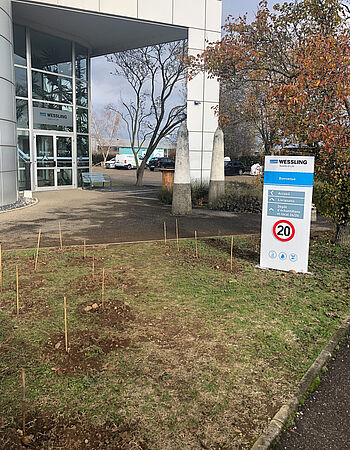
[115,154,138,169]
[149,157,175,171]
[105,157,116,169]
[224,160,245,176]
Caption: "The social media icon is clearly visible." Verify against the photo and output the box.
[279,252,287,261]
[269,250,277,259]
[289,253,298,262]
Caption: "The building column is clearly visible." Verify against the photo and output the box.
[0,0,18,206]
[187,0,222,185]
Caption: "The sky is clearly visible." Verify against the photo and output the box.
[91,1,279,131]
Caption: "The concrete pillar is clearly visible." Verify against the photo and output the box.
[0,0,18,206]
[208,127,225,206]
[172,122,192,215]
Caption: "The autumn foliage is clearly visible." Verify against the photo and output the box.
[192,0,350,244]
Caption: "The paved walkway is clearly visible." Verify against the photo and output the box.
[276,334,350,450]
[0,187,331,250]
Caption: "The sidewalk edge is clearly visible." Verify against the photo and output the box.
[251,315,350,449]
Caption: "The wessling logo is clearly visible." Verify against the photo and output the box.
[279,159,308,165]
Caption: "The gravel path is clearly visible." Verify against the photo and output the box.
[275,334,350,450]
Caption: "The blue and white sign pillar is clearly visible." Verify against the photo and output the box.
[259,156,315,273]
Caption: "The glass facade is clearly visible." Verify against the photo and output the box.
[13,25,90,191]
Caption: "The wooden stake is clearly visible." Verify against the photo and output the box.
[101,268,105,308]
[59,222,63,250]
[21,368,26,435]
[92,255,95,280]
[0,244,2,291]
[230,236,234,272]
[16,265,19,317]
[195,231,198,258]
[163,222,167,244]
[34,229,41,272]
[83,240,86,259]
[63,296,68,353]
[175,219,179,251]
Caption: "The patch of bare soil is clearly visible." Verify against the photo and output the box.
[81,299,135,327]
[75,270,142,298]
[43,330,131,375]
[0,413,149,449]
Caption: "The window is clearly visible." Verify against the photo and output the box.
[77,135,89,166]
[32,71,73,104]
[76,79,88,107]
[17,130,30,169]
[13,24,26,66]
[16,99,29,128]
[75,44,88,80]
[33,101,73,132]
[76,107,88,133]
[15,67,28,98]
[31,29,72,76]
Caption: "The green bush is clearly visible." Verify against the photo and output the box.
[157,188,173,204]
[211,182,263,213]
[191,183,209,206]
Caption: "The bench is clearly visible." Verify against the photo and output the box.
[81,172,112,189]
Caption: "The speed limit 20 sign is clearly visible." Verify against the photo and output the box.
[259,156,315,273]
[272,220,295,242]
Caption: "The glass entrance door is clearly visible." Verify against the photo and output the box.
[35,134,73,188]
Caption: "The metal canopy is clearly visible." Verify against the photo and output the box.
[12,1,188,56]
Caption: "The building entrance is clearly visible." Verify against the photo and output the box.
[34,133,75,189]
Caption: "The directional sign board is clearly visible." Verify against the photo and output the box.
[260,156,315,273]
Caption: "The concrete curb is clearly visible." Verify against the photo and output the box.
[251,315,350,449]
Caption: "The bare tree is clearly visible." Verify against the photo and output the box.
[107,40,187,186]
[220,85,259,160]
[91,107,120,167]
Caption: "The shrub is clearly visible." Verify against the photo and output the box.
[157,188,173,204]
[191,183,209,206]
[211,182,263,213]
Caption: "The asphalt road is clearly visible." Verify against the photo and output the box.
[275,334,350,450]
[0,170,331,250]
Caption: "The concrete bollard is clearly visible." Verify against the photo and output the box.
[208,127,225,207]
[172,123,192,215]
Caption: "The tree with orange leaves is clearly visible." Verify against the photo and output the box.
[194,0,350,244]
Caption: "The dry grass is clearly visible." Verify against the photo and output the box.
[0,233,349,448]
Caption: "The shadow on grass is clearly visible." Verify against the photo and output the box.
[205,237,260,265]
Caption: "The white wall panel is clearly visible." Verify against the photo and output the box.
[100,0,138,17]
[189,131,203,151]
[138,0,172,23]
[0,5,11,40]
[203,74,220,103]
[57,0,99,10]
[203,101,218,132]
[189,151,202,171]
[187,100,203,132]
[202,151,213,170]
[190,170,202,182]
[189,28,205,50]
[205,0,222,32]
[202,131,215,151]
[205,30,221,46]
[187,72,204,102]
[173,0,205,28]
[1,146,16,171]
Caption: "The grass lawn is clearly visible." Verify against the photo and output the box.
[0,232,349,449]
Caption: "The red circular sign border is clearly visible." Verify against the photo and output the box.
[273,220,295,242]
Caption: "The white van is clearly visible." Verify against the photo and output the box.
[115,154,138,169]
